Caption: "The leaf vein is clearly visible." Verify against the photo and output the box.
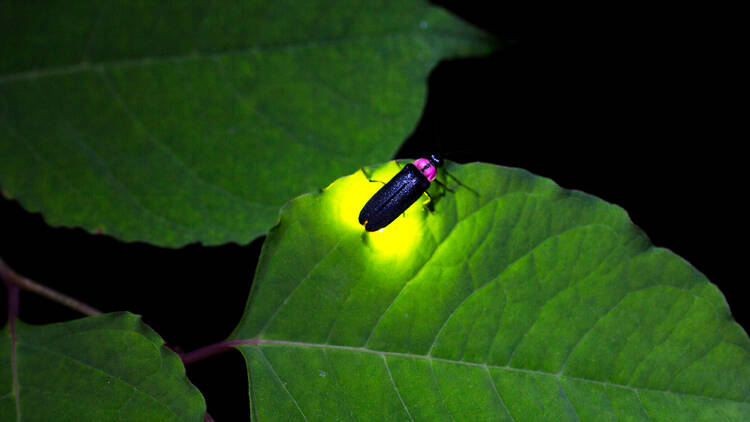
[556,246,654,375]
[634,390,653,421]
[322,348,360,422]
[20,341,180,420]
[627,295,719,388]
[504,225,626,367]
[484,365,516,421]
[428,359,458,422]
[258,238,344,336]
[366,195,513,349]
[97,69,269,211]
[213,58,347,160]
[382,355,414,422]
[557,378,582,422]
[0,31,480,84]
[246,340,750,405]
[257,348,309,421]
[30,80,215,237]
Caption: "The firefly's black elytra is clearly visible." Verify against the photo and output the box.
[358,155,443,231]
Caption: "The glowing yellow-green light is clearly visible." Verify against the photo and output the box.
[327,163,428,259]
[365,204,425,258]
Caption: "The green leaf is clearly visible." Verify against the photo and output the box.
[0,1,495,247]
[0,312,205,422]
[233,161,750,421]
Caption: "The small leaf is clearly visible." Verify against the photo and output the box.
[0,0,496,246]
[233,161,750,421]
[0,312,205,421]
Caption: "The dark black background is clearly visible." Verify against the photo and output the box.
[1,3,744,420]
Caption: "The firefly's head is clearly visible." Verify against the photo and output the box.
[412,154,442,182]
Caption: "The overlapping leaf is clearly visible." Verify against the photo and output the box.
[0,312,204,421]
[233,161,750,421]
[0,0,495,246]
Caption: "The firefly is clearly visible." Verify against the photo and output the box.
[359,155,444,232]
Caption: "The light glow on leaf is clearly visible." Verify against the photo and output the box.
[235,161,750,421]
[328,161,426,259]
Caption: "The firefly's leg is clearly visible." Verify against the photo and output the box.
[422,190,434,213]
[442,169,480,197]
[433,178,454,193]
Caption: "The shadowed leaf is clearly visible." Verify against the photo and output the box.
[0,312,205,421]
[0,0,496,246]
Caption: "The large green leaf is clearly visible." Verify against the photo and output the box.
[0,1,494,247]
[233,161,750,421]
[0,312,205,421]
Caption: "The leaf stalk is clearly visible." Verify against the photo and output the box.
[0,257,102,317]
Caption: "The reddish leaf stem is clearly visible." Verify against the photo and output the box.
[2,266,21,420]
[180,340,256,364]
[181,338,303,364]
[0,257,102,316]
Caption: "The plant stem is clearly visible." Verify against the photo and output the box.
[0,257,102,316]
[181,340,251,364]
[3,273,19,322]
[2,268,22,421]
[182,338,333,364]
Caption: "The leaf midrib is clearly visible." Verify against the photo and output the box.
[239,339,749,406]
[0,29,479,84]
